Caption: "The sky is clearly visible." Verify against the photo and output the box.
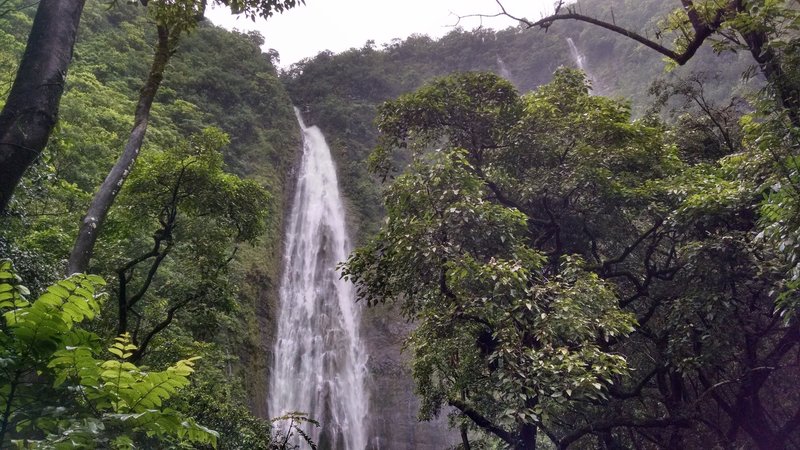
[206,0,557,67]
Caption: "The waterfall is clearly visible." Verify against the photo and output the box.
[269,108,369,449]
[496,56,513,81]
[566,37,600,92]
[566,37,588,73]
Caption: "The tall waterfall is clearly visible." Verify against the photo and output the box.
[269,109,369,449]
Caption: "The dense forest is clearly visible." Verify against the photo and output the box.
[0,0,301,447]
[1,0,799,449]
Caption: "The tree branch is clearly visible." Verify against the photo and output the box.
[127,244,171,310]
[131,294,195,362]
[491,0,734,67]
[599,219,663,270]
[68,23,178,274]
[608,368,659,399]
[449,397,515,445]
[558,416,693,449]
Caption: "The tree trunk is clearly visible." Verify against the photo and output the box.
[67,25,174,274]
[741,29,800,126]
[0,0,86,212]
[515,422,537,450]
[460,425,471,450]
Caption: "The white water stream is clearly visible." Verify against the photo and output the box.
[566,37,600,93]
[496,56,513,81]
[566,37,588,73]
[268,109,369,449]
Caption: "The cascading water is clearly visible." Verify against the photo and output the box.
[268,108,369,449]
[496,56,513,81]
[566,37,600,93]
[566,37,588,72]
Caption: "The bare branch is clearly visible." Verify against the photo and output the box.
[131,295,196,362]
[558,416,693,449]
[489,0,734,66]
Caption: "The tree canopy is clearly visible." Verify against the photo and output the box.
[345,66,800,448]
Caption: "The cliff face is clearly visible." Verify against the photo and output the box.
[361,307,461,448]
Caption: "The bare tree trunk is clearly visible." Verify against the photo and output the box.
[0,0,86,212]
[67,25,174,274]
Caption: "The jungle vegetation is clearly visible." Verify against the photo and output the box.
[1,0,799,448]
[337,1,800,448]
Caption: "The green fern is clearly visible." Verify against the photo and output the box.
[0,260,30,310]
[48,333,217,447]
[2,268,104,356]
[0,260,217,448]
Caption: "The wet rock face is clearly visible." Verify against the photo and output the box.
[361,306,460,450]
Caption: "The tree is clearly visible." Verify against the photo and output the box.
[0,0,86,212]
[648,72,747,162]
[104,128,269,361]
[344,70,670,448]
[345,69,800,448]
[67,0,303,274]
[464,4,800,442]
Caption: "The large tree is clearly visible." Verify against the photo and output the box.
[345,70,669,448]
[345,69,800,448]
[0,0,85,212]
[109,128,270,361]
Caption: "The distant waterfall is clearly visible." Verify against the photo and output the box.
[496,56,513,81]
[566,38,588,72]
[269,109,369,449]
[566,37,599,92]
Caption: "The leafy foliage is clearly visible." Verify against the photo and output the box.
[0,260,217,448]
[2,0,798,448]
[97,127,272,363]
[283,0,753,244]
[345,66,800,448]
[0,1,297,445]
[345,71,654,447]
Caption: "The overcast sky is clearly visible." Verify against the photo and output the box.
[206,0,557,67]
